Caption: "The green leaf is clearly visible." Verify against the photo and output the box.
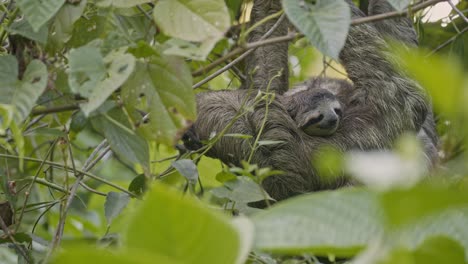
[378,236,466,264]
[396,207,468,260]
[68,46,106,97]
[163,38,219,61]
[380,184,468,227]
[215,171,237,183]
[8,20,48,44]
[172,159,198,184]
[153,0,230,42]
[122,44,196,145]
[126,184,250,264]
[391,44,465,117]
[253,189,383,256]
[386,0,411,11]
[91,113,150,170]
[128,174,148,197]
[16,0,66,32]
[282,0,350,59]
[52,247,181,264]
[0,233,31,244]
[104,192,130,227]
[51,1,87,44]
[0,55,18,102]
[68,46,136,116]
[0,56,48,123]
[95,0,151,8]
[212,177,273,204]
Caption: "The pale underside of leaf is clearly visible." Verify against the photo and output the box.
[282,0,350,59]
[16,0,66,32]
[121,54,195,145]
[80,51,136,116]
[153,0,230,42]
[387,0,411,11]
[253,189,383,256]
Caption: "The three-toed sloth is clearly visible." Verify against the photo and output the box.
[185,0,438,201]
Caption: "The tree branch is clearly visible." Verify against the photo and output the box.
[31,104,80,116]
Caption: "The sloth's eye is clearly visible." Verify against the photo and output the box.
[334,108,342,117]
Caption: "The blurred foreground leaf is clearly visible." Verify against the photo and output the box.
[126,184,251,264]
[253,189,382,257]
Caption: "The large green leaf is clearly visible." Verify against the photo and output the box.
[153,0,230,43]
[51,1,87,44]
[380,184,468,227]
[0,56,48,123]
[52,247,181,264]
[104,191,130,227]
[16,0,66,32]
[253,189,383,256]
[212,177,273,204]
[68,47,136,116]
[122,44,196,145]
[96,0,151,8]
[391,44,465,117]
[8,20,48,44]
[396,207,468,260]
[91,113,150,170]
[126,184,251,264]
[282,0,350,59]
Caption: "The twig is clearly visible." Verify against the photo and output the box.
[15,139,58,233]
[0,215,30,263]
[427,26,468,56]
[31,104,80,116]
[67,138,108,197]
[0,153,137,197]
[448,0,468,23]
[46,144,111,260]
[191,0,447,79]
[351,0,447,25]
[137,5,153,21]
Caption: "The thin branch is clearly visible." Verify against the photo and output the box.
[0,153,137,197]
[0,216,30,263]
[448,0,468,23]
[46,145,111,260]
[31,104,80,116]
[137,5,153,21]
[191,0,447,79]
[351,0,447,25]
[427,26,468,56]
[15,139,58,233]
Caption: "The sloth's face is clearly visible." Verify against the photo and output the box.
[296,90,343,137]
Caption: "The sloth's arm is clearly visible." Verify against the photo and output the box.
[242,0,289,94]
[329,2,428,150]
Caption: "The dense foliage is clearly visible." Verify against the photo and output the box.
[0,0,467,263]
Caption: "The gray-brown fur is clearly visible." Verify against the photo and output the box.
[242,0,289,94]
[368,0,439,165]
[188,1,430,200]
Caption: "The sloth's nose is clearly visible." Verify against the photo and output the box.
[326,118,337,127]
[325,116,338,127]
